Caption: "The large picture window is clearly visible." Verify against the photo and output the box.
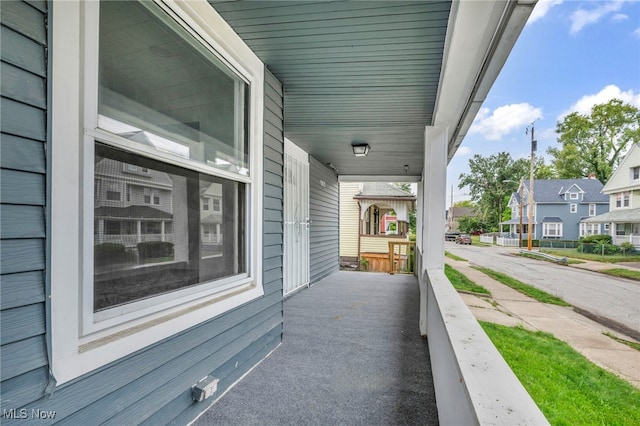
[93,144,246,316]
[51,0,264,384]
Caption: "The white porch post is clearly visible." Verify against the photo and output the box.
[419,126,448,335]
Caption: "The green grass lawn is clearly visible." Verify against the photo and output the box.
[444,264,490,295]
[542,248,640,263]
[472,266,570,306]
[600,268,640,281]
[481,322,640,426]
[444,251,467,262]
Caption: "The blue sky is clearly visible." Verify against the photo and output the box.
[447,0,640,204]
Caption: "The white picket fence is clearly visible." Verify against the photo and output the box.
[480,235,494,244]
[496,237,519,247]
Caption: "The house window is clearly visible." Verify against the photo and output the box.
[51,0,264,384]
[570,203,577,213]
[106,190,121,201]
[569,193,578,200]
[589,204,596,216]
[543,223,563,238]
[213,199,221,212]
[616,192,631,208]
[580,223,600,237]
[632,166,639,181]
[604,223,610,232]
[202,200,210,211]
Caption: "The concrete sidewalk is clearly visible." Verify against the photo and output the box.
[445,258,640,389]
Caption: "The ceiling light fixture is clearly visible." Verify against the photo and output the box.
[351,142,370,157]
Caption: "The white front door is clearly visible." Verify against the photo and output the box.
[283,139,310,296]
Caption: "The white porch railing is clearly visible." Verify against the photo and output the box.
[496,237,519,247]
[613,234,640,248]
[480,235,494,244]
[96,233,174,247]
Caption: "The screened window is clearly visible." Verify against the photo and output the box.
[589,204,596,216]
[91,1,253,321]
[94,145,245,312]
[570,203,577,213]
[98,2,249,177]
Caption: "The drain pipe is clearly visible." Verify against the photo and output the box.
[357,202,361,269]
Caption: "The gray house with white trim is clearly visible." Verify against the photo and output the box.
[504,178,609,240]
[1,1,547,424]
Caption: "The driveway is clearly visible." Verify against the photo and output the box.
[445,242,640,337]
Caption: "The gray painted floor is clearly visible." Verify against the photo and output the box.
[194,271,438,426]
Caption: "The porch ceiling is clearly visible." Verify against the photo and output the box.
[210,1,536,181]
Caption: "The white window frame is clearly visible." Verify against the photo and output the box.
[588,203,596,216]
[570,203,577,213]
[542,222,563,238]
[51,0,264,384]
[580,222,601,237]
[631,166,639,181]
[569,192,578,200]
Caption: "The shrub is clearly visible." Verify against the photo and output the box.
[581,234,612,244]
[594,243,620,255]
[95,243,131,266]
[619,242,635,254]
[137,241,174,260]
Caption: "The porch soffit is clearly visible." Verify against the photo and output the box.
[210,1,536,180]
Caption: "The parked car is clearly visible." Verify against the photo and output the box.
[445,232,460,242]
[455,234,471,245]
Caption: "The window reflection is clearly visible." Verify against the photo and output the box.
[93,144,245,312]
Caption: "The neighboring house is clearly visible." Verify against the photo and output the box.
[94,158,174,248]
[503,178,609,240]
[583,143,640,248]
[339,182,415,271]
[1,1,543,425]
[446,206,475,232]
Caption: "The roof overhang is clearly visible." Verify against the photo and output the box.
[211,1,537,180]
[583,207,640,224]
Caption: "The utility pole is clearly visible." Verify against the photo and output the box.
[450,185,453,231]
[526,123,536,251]
[518,177,523,248]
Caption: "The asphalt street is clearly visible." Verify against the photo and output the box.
[446,242,640,336]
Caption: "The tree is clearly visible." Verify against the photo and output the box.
[458,152,552,231]
[453,200,475,208]
[548,99,640,184]
[458,216,486,234]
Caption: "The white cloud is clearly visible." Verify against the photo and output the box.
[611,13,629,21]
[634,27,640,38]
[454,146,472,157]
[559,85,640,119]
[569,0,625,34]
[470,103,543,141]
[528,0,564,24]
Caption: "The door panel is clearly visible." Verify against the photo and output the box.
[283,139,310,295]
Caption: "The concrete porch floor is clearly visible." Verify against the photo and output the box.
[194,271,438,425]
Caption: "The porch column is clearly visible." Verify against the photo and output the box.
[419,125,448,335]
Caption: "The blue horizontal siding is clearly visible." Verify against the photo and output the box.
[309,156,340,283]
[0,0,50,417]
[0,271,45,310]
[0,25,46,76]
[0,134,46,173]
